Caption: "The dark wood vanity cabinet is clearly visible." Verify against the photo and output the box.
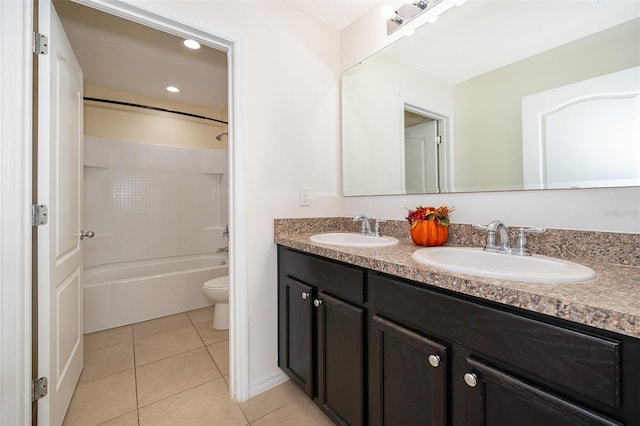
[368,272,640,426]
[369,315,448,426]
[277,247,640,425]
[278,246,366,425]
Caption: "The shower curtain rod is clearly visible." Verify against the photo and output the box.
[83,97,229,125]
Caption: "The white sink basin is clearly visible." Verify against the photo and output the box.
[412,246,596,283]
[310,232,399,248]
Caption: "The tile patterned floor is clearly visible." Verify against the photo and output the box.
[63,307,333,426]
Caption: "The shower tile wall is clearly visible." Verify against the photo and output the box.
[83,136,228,268]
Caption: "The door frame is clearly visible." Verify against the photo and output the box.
[0,1,249,421]
[0,1,34,424]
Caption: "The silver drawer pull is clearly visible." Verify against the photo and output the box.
[428,354,440,368]
[464,373,478,387]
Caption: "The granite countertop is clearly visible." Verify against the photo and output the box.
[275,232,640,340]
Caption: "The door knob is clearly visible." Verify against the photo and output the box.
[313,299,323,308]
[80,230,95,240]
[301,291,310,300]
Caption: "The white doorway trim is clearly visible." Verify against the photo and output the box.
[72,0,249,401]
[0,1,34,424]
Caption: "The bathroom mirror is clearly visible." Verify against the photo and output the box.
[342,1,640,196]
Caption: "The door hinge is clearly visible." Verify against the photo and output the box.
[32,204,48,226]
[435,136,442,145]
[32,377,48,401]
[33,32,49,55]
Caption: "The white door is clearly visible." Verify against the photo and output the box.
[37,0,84,424]
[404,121,439,193]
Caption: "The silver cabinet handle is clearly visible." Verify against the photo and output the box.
[301,291,310,300]
[464,373,478,387]
[80,230,95,240]
[428,354,440,368]
[313,299,323,308]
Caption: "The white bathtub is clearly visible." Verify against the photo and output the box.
[84,253,228,333]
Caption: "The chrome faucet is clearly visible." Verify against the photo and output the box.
[474,221,546,256]
[353,215,386,237]
[353,215,372,235]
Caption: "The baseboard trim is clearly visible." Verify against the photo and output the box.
[248,369,289,399]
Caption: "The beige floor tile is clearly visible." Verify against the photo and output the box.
[207,339,229,375]
[134,325,203,366]
[239,380,303,422]
[136,347,221,407]
[80,341,134,384]
[133,313,192,340]
[194,319,229,345]
[98,411,138,426]
[84,325,132,353]
[186,306,214,324]
[250,396,333,426]
[138,379,248,426]
[63,369,137,426]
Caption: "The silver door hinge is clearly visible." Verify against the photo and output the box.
[435,136,442,145]
[32,377,48,401]
[32,204,48,226]
[33,32,49,55]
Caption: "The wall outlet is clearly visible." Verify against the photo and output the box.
[299,187,310,207]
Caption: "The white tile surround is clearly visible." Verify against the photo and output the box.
[83,136,228,268]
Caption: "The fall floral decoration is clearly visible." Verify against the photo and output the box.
[406,205,454,246]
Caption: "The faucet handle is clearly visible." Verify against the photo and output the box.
[472,224,488,231]
[373,219,386,237]
[514,227,546,256]
[520,227,546,234]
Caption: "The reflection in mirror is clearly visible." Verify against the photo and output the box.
[403,107,444,194]
[342,1,640,196]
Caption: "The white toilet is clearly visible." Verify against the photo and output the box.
[202,275,229,330]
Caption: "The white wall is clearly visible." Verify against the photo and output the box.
[122,0,343,395]
[341,2,640,234]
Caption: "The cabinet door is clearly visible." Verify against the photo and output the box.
[370,315,448,426]
[316,291,364,426]
[464,358,621,426]
[280,277,314,396]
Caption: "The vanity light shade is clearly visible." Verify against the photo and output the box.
[381,5,395,20]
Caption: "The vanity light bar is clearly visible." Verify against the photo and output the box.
[383,0,446,35]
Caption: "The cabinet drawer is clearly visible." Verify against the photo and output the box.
[280,248,364,303]
[369,273,621,409]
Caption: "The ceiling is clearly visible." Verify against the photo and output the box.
[55,1,383,111]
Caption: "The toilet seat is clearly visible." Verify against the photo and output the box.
[203,276,229,289]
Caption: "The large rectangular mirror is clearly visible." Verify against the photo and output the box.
[342,1,640,196]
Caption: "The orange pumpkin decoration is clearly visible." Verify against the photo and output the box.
[410,220,448,246]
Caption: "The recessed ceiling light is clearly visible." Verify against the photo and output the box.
[166,86,179,93]
[183,39,201,49]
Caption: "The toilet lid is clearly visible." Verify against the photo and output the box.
[203,275,229,289]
